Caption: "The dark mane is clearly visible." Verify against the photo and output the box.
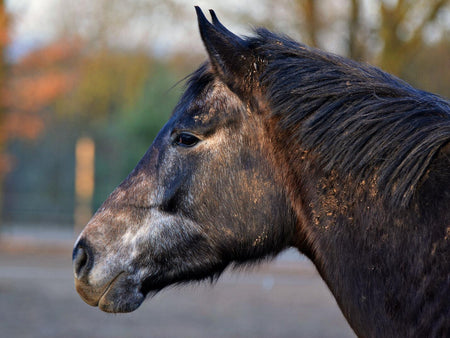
[250,29,450,207]
[183,63,215,103]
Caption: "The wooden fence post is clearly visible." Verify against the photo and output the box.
[74,136,95,236]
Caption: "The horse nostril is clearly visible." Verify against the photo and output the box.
[73,240,93,280]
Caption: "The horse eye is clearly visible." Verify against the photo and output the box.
[174,133,200,147]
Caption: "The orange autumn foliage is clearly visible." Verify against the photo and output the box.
[3,38,81,141]
[0,21,81,174]
[0,2,7,47]
[10,71,77,113]
[18,38,81,71]
[0,113,43,141]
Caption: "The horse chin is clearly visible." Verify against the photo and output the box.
[76,272,146,314]
[98,274,146,313]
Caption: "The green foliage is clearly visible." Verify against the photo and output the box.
[58,51,153,122]
[400,40,450,98]
[93,64,182,208]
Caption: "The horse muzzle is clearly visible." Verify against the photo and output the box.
[72,238,145,313]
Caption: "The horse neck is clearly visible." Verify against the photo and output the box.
[273,138,450,336]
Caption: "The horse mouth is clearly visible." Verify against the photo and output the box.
[75,272,145,313]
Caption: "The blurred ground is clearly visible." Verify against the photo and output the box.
[0,227,355,338]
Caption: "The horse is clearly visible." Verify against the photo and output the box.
[73,7,450,337]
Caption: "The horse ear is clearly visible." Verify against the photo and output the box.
[195,7,254,94]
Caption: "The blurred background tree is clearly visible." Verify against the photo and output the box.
[1,0,449,233]
[0,0,8,223]
[1,1,79,228]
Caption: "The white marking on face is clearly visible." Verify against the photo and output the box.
[121,209,166,249]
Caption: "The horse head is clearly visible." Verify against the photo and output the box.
[73,8,297,313]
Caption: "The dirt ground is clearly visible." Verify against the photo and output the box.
[0,237,355,338]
